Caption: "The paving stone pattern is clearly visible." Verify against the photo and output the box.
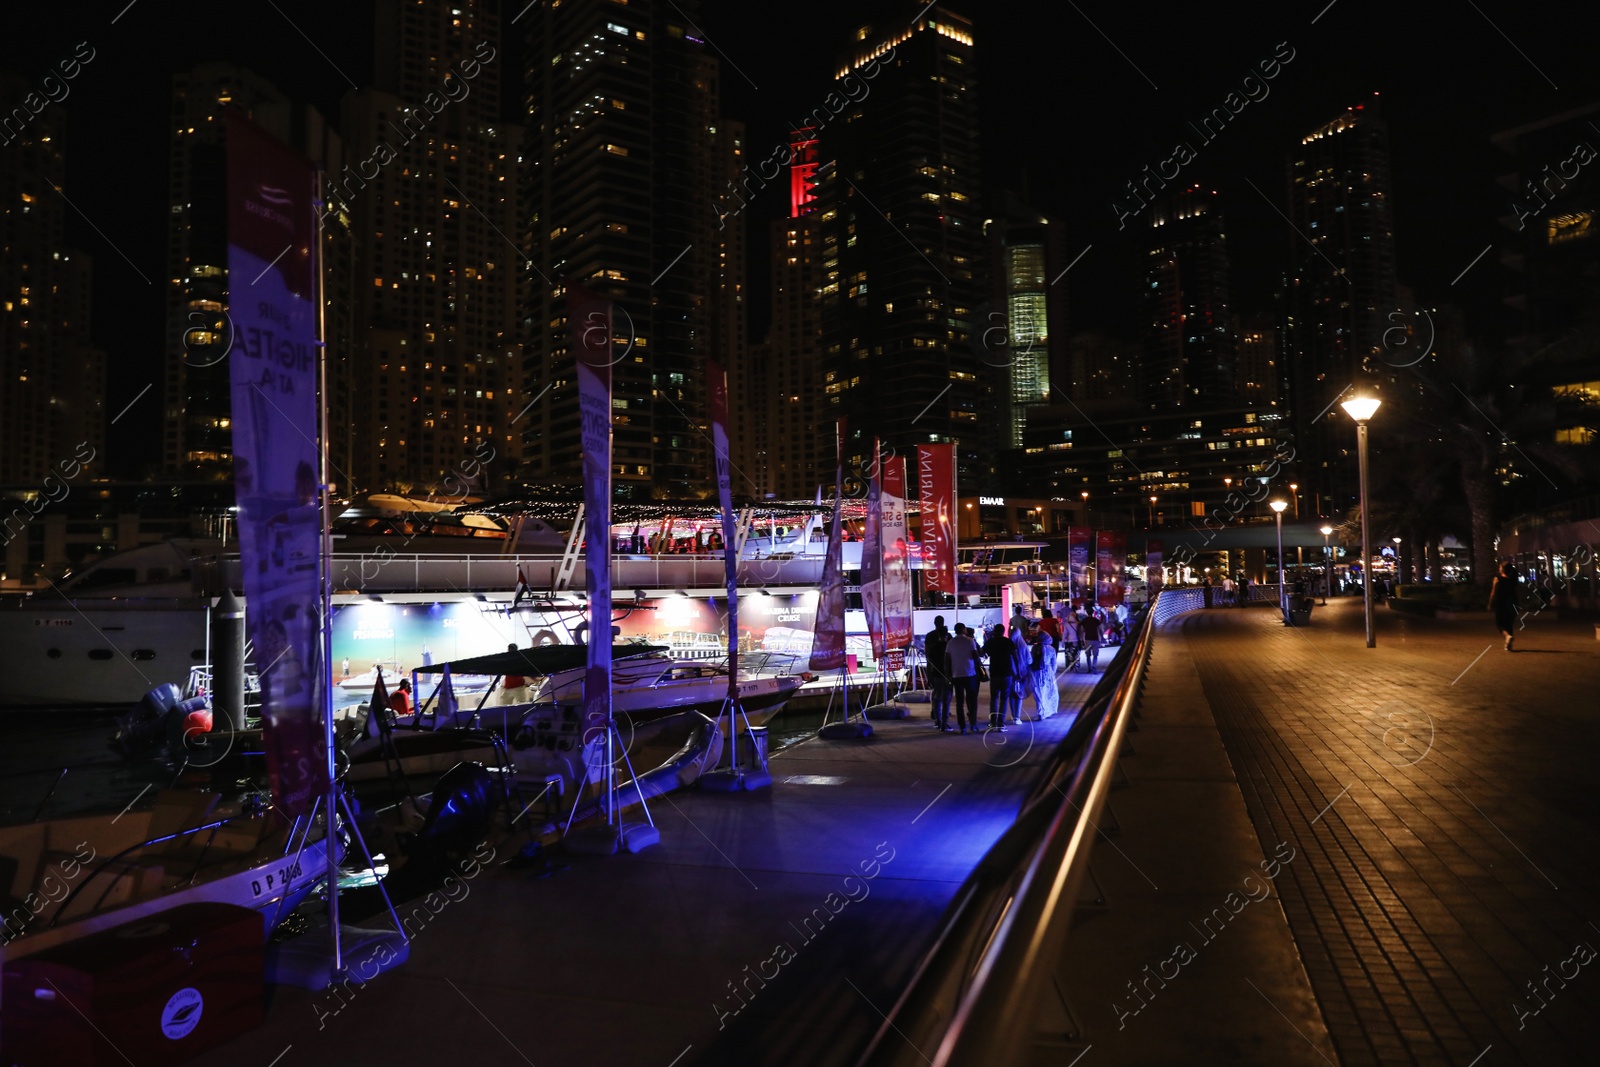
[1178,598,1600,1066]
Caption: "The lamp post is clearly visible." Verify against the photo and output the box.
[1320,524,1334,605]
[1392,535,1403,589]
[1149,495,1157,527]
[1341,395,1382,648]
[1270,500,1289,623]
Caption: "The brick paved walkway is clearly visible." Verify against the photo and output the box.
[1176,598,1600,1066]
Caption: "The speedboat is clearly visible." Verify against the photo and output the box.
[0,788,340,963]
[529,647,802,726]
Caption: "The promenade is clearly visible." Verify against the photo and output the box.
[187,670,1104,1067]
[1067,597,1600,1066]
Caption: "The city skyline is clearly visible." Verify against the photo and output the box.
[3,1,1598,485]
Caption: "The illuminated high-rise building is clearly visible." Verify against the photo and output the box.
[518,0,739,499]
[817,6,988,484]
[1143,186,1235,409]
[1234,312,1280,408]
[0,77,104,486]
[160,64,353,482]
[1286,96,1399,511]
[340,0,521,494]
[734,129,826,500]
[985,192,1067,448]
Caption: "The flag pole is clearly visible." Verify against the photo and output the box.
[312,169,343,977]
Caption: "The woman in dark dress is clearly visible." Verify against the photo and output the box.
[1489,562,1521,651]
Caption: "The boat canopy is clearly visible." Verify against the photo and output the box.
[413,643,669,677]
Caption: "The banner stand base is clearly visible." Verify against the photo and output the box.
[566,821,660,855]
[864,702,911,720]
[819,721,874,740]
[700,768,773,792]
[898,689,932,704]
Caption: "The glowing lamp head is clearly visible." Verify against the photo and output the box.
[1270,500,1288,514]
[1341,396,1382,423]
[1320,525,1334,536]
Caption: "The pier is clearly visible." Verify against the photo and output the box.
[172,597,1600,1066]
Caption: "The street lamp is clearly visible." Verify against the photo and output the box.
[1341,395,1382,648]
[1270,499,1289,623]
[1149,495,1157,527]
[1392,535,1403,588]
[1320,524,1334,605]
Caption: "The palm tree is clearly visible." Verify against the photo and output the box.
[1390,331,1585,584]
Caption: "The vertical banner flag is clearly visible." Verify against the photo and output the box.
[1068,527,1092,605]
[1109,530,1128,606]
[708,359,739,700]
[861,440,886,659]
[226,115,324,818]
[1146,539,1163,597]
[916,443,956,596]
[809,419,847,672]
[1095,531,1129,606]
[882,455,912,650]
[570,285,614,750]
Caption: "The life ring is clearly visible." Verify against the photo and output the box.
[573,621,589,645]
[531,629,559,646]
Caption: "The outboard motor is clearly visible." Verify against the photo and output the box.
[417,761,499,854]
[111,683,184,757]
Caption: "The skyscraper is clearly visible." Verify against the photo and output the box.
[161,64,350,482]
[341,0,521,494]
[0,76,104,485]
[985,192,1066,449]
[519,0,736,500]
[1142,186,1235,409]
[733,128,827,501]
[817,6,986,485]
[1286,96,1399,511]
[1234,312,1280,408]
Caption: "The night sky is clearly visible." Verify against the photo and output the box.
[6,1,1598,476]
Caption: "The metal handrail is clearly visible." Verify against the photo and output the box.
[856,595,1160,1067]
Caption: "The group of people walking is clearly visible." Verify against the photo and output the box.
[921,608,1080,734]
[1202,573,1252,607]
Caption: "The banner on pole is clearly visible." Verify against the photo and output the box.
[861,440,886,659]
[1146,539,1163,597]
[226,114,324,819]
[809,419,847,672]
[916,443,956,596]
[709,359,739,700]
[1096,530,1127,606]
[571,285,614,749]
[882,454,912,650]
[1068,527,1092,605]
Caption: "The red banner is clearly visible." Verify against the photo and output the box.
[916,443,956,595]
[1068,527,1092,605]
[882,455,912,650]
[226,114,324,818]
[708,359,738,700]
[1096,530,1128,606]
[570,285,613,749]
[809,419,847,672]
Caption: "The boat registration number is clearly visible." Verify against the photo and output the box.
[251,860,304,898]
